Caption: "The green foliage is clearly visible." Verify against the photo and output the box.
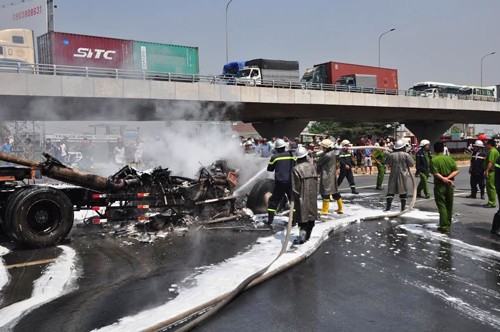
[308,121,394,141]
[450,153,471,161]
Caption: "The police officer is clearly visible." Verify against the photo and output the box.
[484,139,500,208]
[416,139,432,199]
[266,138,295,225]
[337,140,359,194]
[491,154,500,236]
[292,147,318,244]
[466,140,486,199]
[431,141,459,233]
[316,139,343,215]
[385,139,414,211]
[373,140,387,190]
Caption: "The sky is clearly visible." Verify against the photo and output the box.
[42,0,500,90]
[1,0,500,134]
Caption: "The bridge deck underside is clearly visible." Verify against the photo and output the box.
[0,96,497,125]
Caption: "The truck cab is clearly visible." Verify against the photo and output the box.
[234,67,261,86]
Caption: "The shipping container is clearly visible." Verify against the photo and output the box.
[301,61,398,90]
[37,31,199,75]
[37,31,134,69]
[132,41,198,74]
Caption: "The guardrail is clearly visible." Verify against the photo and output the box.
[0,61,497,102]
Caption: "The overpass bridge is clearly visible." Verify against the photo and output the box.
[0,65,499,142]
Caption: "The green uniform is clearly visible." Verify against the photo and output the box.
[484,147,500,207]
[373,149,386,188]
[431,154,458,232]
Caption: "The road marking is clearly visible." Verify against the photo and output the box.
[5,258,57,270]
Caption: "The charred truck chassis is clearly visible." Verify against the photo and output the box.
[0,152,238,248]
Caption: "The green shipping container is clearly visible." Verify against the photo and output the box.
[132,41,199,75]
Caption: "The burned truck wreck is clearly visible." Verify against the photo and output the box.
[0,151,239,248]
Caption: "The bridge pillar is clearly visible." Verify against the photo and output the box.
[405,121,453,146]
[252,120,310,140]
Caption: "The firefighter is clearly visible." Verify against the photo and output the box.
[415,139,432,199]
[316,138,343,215]
[484,139,500,208]
[466,140,486,199]
[292,147,318,244]
[385,139,414,211]
[337,140,359,194]
[266,138,295,225]
[431,141,459,233]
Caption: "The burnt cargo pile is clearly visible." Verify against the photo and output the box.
[0,152,240,248]
[37,31,199,76]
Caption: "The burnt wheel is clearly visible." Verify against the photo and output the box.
[246,179,282,214]
[2,186,35,241]
[4,187,74,248]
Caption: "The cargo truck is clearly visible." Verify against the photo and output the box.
[222,59,300,87]
[0,29,200,77]
[301,61,398,91]
[36,31,199,77]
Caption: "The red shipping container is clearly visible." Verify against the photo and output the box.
[37,31,134,69]
[321,61,398,90]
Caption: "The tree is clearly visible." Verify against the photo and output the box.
[308,121,394,141]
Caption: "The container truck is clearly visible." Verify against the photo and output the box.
[301,61,398,91]
[0,29,200,76]
[36,31,199,76]
[222,59,300,86]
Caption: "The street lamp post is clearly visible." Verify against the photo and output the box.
[378,28,396,67]
[480,51,495,86]
[225,0,234,63]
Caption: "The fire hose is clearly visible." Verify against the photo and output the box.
[143,146,417,331]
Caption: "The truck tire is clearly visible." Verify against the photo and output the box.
[246,179,281,214]
[4,187,74,248]
[2,186,35,241]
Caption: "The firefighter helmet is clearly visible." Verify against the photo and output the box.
[321,139,334,149]
[294,146,309,159]
[473,140,484,147]
[419,139,430,147]
[393,139,406,150]
[274,138,286,149]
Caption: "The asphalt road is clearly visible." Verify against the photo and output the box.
[1,165,499,331]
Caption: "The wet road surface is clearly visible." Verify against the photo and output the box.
[1,167,499,331]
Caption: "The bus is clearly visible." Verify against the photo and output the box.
[459,85,496,102]
[409,81,464,98]
[0,29,35,71]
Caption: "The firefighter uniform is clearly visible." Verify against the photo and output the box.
[337,148,359,194]
[468,149,486,199]
[292,148,318,244]
[316,141,343,214]
[266,150,295,224]
[416,144,432,198]
[431,154,459,233]
[385,143,414,211]
[484,146,499,208]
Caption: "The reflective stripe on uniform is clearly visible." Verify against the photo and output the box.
[496,163,500,169]
[268,156,296,165]
[267,208,277,212]
[339,154,351,158]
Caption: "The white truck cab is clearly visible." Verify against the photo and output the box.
[234,67,262,85]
